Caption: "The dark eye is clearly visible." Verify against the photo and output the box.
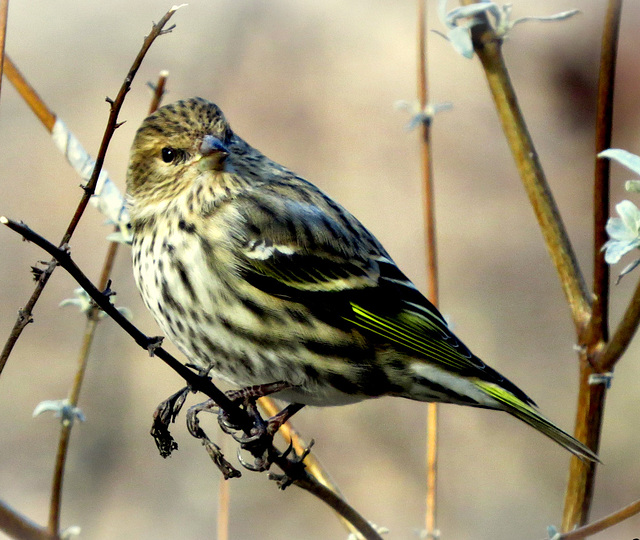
[161,147,177,163]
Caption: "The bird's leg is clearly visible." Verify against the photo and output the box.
[150,385,191,458]
[265,402,305,436]
[186,399,241,479]
[217,381,292,437]
[215,382,309,473]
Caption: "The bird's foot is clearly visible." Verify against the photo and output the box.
[216,383,305,472]
[150,385,191,458]
[186,398,241,479]
[216,381,291,441]
[268,439,315,490]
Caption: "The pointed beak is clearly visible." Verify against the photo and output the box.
[198,135,230,172]
[200,135,229,157]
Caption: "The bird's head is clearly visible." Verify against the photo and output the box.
[126,97,235,213]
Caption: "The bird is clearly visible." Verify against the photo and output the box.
[126,97,598,462]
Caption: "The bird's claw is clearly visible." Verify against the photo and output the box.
[150,386,191,458]
[186,399,241,479]
[268,439,315,490]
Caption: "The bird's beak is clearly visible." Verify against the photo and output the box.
[198,135,230,172]
[200,135,229,157]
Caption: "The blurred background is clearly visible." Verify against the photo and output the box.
[1,1,640,538]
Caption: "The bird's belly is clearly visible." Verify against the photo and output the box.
[132,230,381,405]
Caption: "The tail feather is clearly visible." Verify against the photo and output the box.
[475,380,600,462]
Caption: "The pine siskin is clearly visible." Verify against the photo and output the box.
[126,97,597,461]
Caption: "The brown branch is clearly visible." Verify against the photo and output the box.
[0,0,9,101]
[3,55,56,131]
[0,499,58,540]
[558,495,640,539]
[562,1,622,530]
[148,70,169,114]
[461,1,591,331]
[561,356,607,531]
[0,216,383,540]
[48,242,119,534]
[0,6,181,378]
[417,0,439,536]
[588,0,621,348]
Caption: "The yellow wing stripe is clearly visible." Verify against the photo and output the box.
[347,303,472,371]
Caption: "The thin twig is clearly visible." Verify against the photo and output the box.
[562,0,623,530]
[417,0,439,536]
[148,70,169,114]
[0,6,181,378]
[0,217,383,540]
[0,0,9,101]
[558,495,640,539]
[217,436,230,540]
[461,0,591,331]
[588,0,620,349]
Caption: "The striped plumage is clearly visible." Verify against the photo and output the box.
[126,97,597,461]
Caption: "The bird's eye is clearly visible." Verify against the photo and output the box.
[161,147,177,163]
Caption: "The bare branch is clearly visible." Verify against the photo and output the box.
[558,495,640,539]
[0,498,58,540]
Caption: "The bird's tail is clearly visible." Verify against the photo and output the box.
[475,380,600,462]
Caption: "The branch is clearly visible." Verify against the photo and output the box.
[3,55,56,130]
[0,5,182,377]
[588,0,621,348]
[417,1,439,537]
[0,0,9,101]
[53,71,171,536]
[0,499,58,540]
[461,0,591,331]
[558,495,640,539]
[562,0,622,529]
[0,217,383,540]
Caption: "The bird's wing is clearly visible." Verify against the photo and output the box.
[232,188,532,403]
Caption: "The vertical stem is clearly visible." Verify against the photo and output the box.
[590,0,621,351]
[561,358,607,531]
[217,437,230,540]
[417,1,439,536]
[48,72,168,534]
[48,242,119,534]
[563,0,622,530]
